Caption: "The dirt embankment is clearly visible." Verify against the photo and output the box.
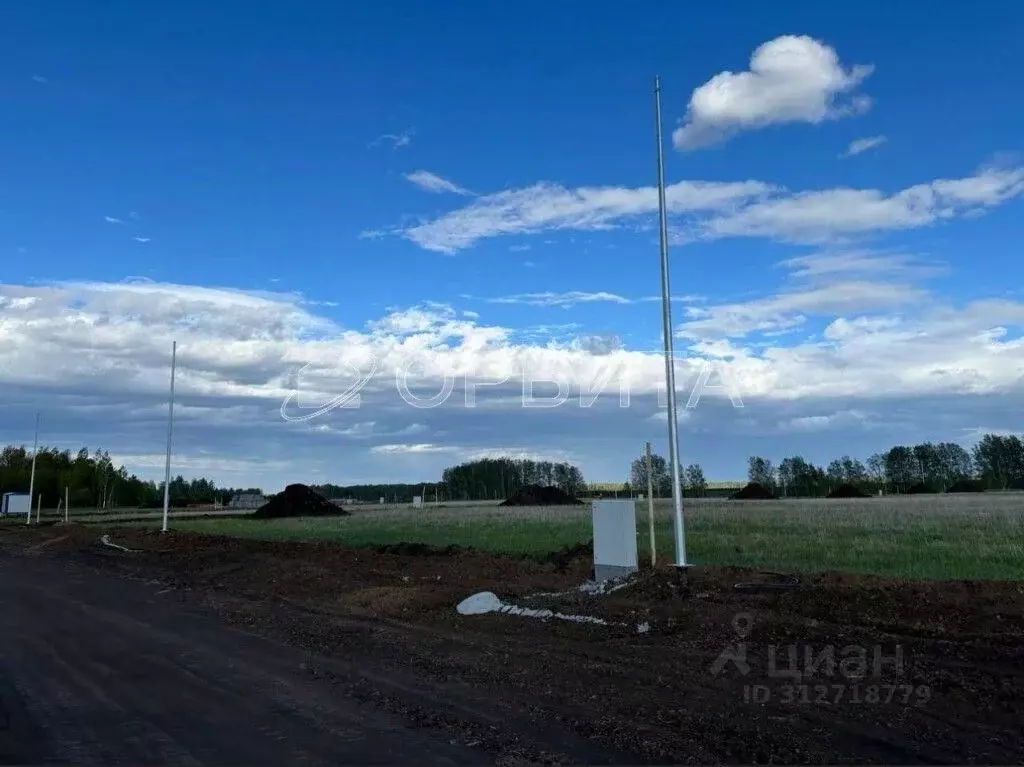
[5,522,1024,765]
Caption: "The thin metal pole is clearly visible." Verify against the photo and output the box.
[26,413,39,525]
[65,486,69,524]
[36,495,42,524]
[645,441,656,567]
[162,341,177,533]
[654,75,687,567]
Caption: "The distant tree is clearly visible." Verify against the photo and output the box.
[684,464,707,497]
[826,459,845,486]
[866,453,886,490]
[826,456,868,488]
[747,456,776,491]
[972,434,1024,490]
[885,446,917,493]
[778,455,827,497]
[630,451,670,497]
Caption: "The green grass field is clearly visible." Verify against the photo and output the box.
[137,493,1024,580]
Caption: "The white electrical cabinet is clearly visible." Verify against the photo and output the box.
[591,499,638,581]
[1,493,30,515]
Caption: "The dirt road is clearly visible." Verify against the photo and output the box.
[0,554,492,765]
[2,524,1023,764]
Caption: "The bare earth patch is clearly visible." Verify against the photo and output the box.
[4,523,1023,764]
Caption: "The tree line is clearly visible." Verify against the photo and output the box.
[626,452,708,497]
[441,458,585,501]
[311,482,441,504]
[314,458,587,503]
[0,445,260,509]
[745,433,1024,496]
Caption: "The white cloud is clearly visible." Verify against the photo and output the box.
[777,250,944,280]
[404,170,472,196]
[509,244,532,252]
[841,135,887,158]
[389,162,1024,253]
[486,291,632,308]
[370,443,455,455]
[104,216,124,224]
[678,281,925,340]
[401,179,771,253]
[3,278,1024,488]
[780,410,870,432]
[133,237,151,243]
[32,75,48,84]
[701,166,1024,243]
[673,35,873,150]
[370,130,413,149]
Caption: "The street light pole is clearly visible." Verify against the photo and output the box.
[653,76,687,567]
[161,341,177,533]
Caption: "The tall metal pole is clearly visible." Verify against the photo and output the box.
[654,76,687,567]
[26,412,39,525]
[645,441,656,567]
[161,341,177,533]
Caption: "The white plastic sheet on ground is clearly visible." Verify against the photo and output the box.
[456,590,651,633]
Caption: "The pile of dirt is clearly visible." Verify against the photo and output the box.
[251,484,348,519]
[500,485,583,506]
[907,482,936,494]
[372,542,469,557]
[730,482,776,500]
[947,478,985,493]
[827,483,870,498]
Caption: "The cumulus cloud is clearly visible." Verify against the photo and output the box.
[3,279,1024,488]
[673,35,873,150]
[104,216,124,224]
[841,135,887,158]
[404,170,472,196]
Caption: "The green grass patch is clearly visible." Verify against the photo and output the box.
[130,495,1024,580]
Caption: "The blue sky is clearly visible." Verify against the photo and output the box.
[2,1,1024,490]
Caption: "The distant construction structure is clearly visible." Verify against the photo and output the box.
[228,492,267,510]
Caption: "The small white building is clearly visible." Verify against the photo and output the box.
[228,492,267,510]
[1,493,30,515]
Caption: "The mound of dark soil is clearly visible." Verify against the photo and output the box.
[730,482,776,500]
[373,542,468,557]
[543,540,594,571]
[827,483,870,499]
[500,484,583,506]
[251,484,348,519]
[906,482,936,495]
[947,478,985,493]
